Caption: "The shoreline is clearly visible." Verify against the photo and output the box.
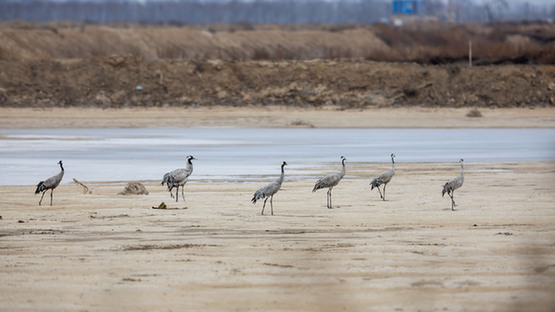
[1,106,555,129]
[1,107,554,311]
[4,160,553,187]
[1,161,554,311]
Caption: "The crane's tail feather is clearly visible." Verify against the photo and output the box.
[252,190,265,204]
[161,173,170,185]
[370,178,380,190]
[442,183,449,197]
[312,180,324,192]
[35,181,45,194]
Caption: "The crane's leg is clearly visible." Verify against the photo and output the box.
[39,191,46,206]
[50,189,54,206]
[270,195,274,215]
[181,185,185,203]
[168,185,175,198]
[382,184,387,201]
[175,186,179,202]
[261,198,268,215]
[450,191,457,211]
[376,186,384,200]
[327,189,333,209]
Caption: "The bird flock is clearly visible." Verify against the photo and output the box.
[35,155,465,212]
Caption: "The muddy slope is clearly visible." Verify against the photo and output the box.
[1,56,553,108]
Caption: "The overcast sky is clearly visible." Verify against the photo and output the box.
[37,0,553,4]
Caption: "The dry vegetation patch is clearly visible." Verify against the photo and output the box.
[0,22,553,108]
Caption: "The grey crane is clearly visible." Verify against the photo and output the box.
[312,156,346,209]
[442,159,464,211]
[252,161,287,215]
[35,160,65,206]
[369,153,396,201]
[161,155,195,202]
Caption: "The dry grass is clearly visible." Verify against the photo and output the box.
[369,22,555,64]
[0,21,553,64]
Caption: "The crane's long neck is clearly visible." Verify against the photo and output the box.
[391,156,395,171]
[340,159,346,178]
[57,162,65,179]
[277,163,285,184]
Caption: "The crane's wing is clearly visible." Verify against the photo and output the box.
[252,181,280,203]
[313,173,341,192]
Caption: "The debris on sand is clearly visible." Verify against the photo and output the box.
[118,181,149,195]
[152,202,187,210]
[466,108,483,118]
[73,178,93,194]
[153,202,167,209]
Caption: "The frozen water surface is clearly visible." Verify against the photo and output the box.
[1,127,554,185]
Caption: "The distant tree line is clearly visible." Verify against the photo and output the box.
[0,0,553,24]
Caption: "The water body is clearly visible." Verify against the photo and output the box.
[1,128,554,185]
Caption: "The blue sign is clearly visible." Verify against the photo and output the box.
[393,0,419,14]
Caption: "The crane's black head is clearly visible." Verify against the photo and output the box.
[187,155,196,164]
[58,160,63,165]
[340,156,346,164]
[282,161,287,166]
[391,153,396,158]
[459,159,464,163]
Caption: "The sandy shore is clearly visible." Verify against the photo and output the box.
[1,106,555,128]
[1,107,554,311]
[1,161,554,311]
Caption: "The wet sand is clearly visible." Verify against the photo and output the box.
[1,106,555,128]
[1,161,554,311]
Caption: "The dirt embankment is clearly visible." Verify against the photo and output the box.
[1,56,554,108]
[0,22,554,108]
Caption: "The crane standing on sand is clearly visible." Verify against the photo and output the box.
[369,153,396,201]
[313,156,346,209]
[252,161,287,215]
[161,155,195,202]
[442,159,465,211]
[35,160,65,206]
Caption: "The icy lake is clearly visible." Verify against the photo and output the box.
[1,127,554,185]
